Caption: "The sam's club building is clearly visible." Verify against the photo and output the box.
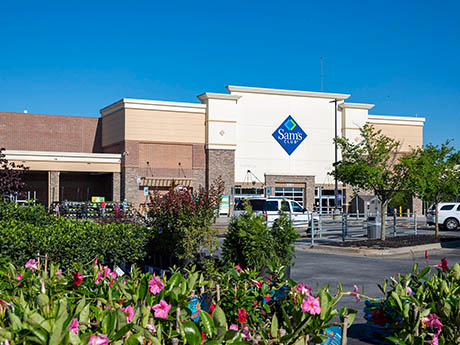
[1,85,425,214]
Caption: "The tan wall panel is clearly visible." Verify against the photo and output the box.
[102,110,124,147]
[369,123,423,152]
[10,160,121,173]
[125,109,205,144]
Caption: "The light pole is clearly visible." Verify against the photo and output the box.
[329,99,339,211]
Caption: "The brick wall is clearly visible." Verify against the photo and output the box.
[206,148,235,199]
[265,174,316,212]
[0,112,102,153]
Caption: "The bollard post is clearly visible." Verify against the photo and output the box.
[341,213,347,241]
[311,213,315,246]
[393,212,397,237]
[319,212,322,238]
[414,212,417,235]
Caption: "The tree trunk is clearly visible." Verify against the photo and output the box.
[380,201,387,241]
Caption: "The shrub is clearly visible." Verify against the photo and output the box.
[222,203,274,271]
[148,179,224,262]
[222,204,299,272]
[0,201,49,225]
[271,212,299,268]
[0,204,149,269]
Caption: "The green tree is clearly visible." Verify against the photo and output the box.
[331,124,411,240]
[402,141,460,236]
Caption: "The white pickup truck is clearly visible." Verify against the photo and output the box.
[233,197,317,229]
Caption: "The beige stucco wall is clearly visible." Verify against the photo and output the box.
[125,109,205,144]
[8,160,121,173]
[368,123,423,152]
[102,109,125,147]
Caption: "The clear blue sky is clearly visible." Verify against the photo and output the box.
[1,0,459,148]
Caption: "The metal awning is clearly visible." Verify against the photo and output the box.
[140,177,193,187]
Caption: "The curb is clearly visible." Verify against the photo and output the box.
[297,242,443,257]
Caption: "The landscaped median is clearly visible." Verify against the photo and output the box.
[299,235,460,257]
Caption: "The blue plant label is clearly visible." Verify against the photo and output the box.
[272,115,307,155]
[188,296,201,321]
[321,326,342,345]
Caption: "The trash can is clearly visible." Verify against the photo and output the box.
[367,216,381,239]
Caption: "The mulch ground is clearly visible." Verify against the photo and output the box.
[322,235,460,249]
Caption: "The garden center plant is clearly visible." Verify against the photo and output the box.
[0,259,357,344]
[370,258,460,345]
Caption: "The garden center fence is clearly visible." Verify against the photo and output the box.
[283,212,420,245]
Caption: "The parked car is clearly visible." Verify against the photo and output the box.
[426,202,460,230]
[234,197,318,230]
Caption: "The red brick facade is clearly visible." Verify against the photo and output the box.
[0,112,102,153]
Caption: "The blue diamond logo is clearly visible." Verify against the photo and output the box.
[272,115,307,155]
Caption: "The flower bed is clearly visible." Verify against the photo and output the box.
[0,260,357,344]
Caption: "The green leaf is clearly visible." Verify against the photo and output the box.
[271,313,279,338]
[183,321,201,345]
[200,310,215,337]
[167,273,181,292]
[386,336,408,345]
[319,288,329,320]
[138,277,148,302]
[112,323,134,341]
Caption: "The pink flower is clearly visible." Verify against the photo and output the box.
[238,308,248,323]
[16,274,23,281]
[252,279,262,288]
[103,267,111,279]
[25,259,38,271]
[229,324,239,331]
[235,265,242,271]
[69,318,79,334]
[431,335,438,345]
[121,305,134,323]
[94,257,98,267]
[152,300,171,319]
[294,283,312,296]
[438,258,448,272]
[241,325,251,340]
[109,280,114,288]
[422,313,443,336]
[56,269,63,280]
[88,334,109,345]
[405,285,413,296]
[148,275,164,295]
[95,271,104,285]
[146,323,156,334]
[253,300,258,307]
[425,250,429,260]
[72,272,84,286]
[352,285,360,303]
[111,271,117,279]
[301,295,321,315]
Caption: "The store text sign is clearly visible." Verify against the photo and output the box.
[272,115,307,155]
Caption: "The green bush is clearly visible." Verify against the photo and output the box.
[222,204,274,271]
[0,201,49,225]
[222,204,299,272]
[0,203,149,269]
[271,212,299,267]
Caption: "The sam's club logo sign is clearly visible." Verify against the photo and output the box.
[272,115,307,155]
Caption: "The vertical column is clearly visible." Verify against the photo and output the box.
[112,172,121,202]
[48,171,60,206]
[412,197,423,217]
[305,176,316,212]
[206,149,235,197]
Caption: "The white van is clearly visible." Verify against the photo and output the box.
[426,202,460,230]
[233,197,316,229]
